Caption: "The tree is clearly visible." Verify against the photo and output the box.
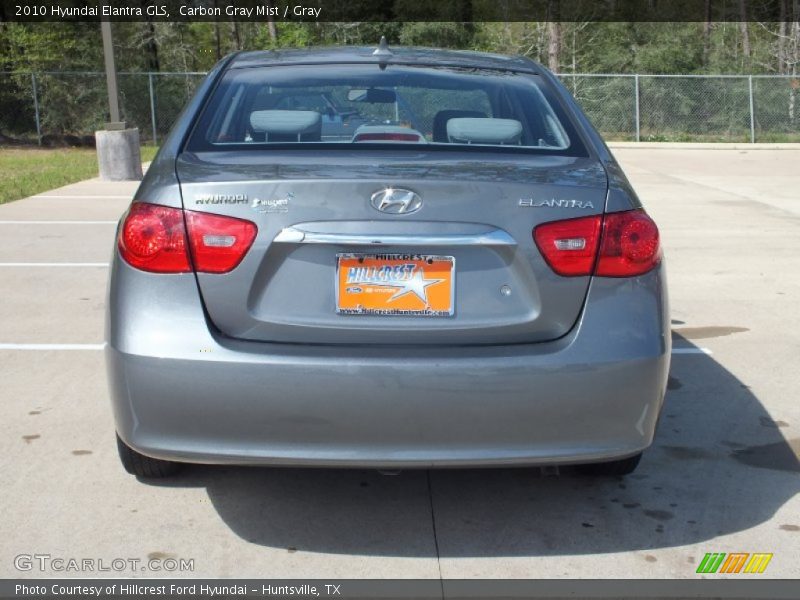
[740,0,752,60]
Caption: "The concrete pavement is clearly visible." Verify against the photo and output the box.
[0,149,798,579]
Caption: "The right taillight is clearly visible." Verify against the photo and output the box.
[533,214,602,276]
[595,210,661,277]
[533,209,661,278]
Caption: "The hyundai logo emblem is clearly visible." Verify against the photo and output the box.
[370,188,422,215]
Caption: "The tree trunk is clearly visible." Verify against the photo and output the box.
[135,2,160,71]
[790,1,799,122]
[739,0,751,59]
[571,25,577,74]
[231,21,242,51]
[778,0,787,74]
[702,0,711,68]
[547,22,560,72]
[546,0,561,72]
[145,21,160,72]
[213,0,221,60]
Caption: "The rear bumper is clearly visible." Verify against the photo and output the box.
[106,257,670,467]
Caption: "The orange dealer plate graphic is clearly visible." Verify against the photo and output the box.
[336,253,455,317]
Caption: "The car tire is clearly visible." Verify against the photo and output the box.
[577,452,642,476]
[116,434,182,478]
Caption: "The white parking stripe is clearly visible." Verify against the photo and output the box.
[0,343,106,350]
[672,347,713,355]
[0,221,117,225]
[0,262,109,267]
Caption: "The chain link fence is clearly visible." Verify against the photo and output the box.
[1,72,798,145]
[0,71,206,146]
[560,73,800,142]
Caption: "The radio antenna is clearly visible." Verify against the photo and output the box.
[373,36,393,58]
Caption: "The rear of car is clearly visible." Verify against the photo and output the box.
[107,47,669,477]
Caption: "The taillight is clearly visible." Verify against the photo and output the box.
[118,203,257,274]
[533,214,602,276]
[533,209,661,278]
[185,211,257,274]
[595,210,661,277]
[118,203,191,273]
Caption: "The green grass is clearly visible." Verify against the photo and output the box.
[140,145,158,162]
[0,145,158,205]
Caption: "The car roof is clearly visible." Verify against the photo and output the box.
[228,46,543,75]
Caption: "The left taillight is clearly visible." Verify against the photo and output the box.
[118,203,257,274]
[185,210,257,274]
[118,203,191,273]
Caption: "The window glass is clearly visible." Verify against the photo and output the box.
[187,64,586,156]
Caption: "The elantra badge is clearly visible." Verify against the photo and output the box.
[519,198,594,209]
[371,188,422,215]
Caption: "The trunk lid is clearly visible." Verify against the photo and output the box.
[176,150,607,345]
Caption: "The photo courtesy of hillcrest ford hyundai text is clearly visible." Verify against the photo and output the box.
[107,41,669,479]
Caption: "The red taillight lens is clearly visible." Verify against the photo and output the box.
[118,203,191,273]
[595,210,661,277]
[533,214,602,276]
[533,209,661,278]
[119,203,257,274]
[185,210,257,274]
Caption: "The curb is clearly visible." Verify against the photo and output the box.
[607,142,800,150]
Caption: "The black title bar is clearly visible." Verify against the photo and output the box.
[2,579,800,600]
[0,0,796,23]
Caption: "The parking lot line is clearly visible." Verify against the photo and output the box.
[0,343,106,350]
[0,220,117,225]
[672,347,713,355]
[0,262,109,267]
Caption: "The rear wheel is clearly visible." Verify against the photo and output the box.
[577,452,642,476]
[116,434,182,478]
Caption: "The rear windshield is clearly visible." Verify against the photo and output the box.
[186,64,587,156]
